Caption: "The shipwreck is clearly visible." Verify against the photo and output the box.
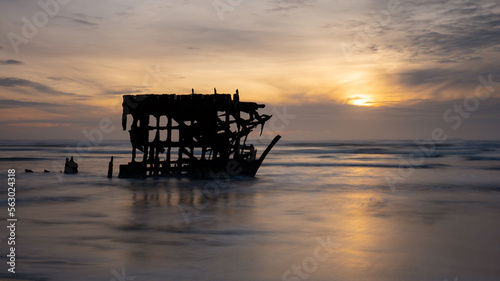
[118,90,281,178]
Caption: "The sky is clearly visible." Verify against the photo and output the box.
[0,0,500,141]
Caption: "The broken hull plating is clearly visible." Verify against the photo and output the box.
[118,135,281,178]
[117,93,280,179]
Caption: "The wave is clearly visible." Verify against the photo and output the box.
[465,156,500,161]
[281,140,500,151]
[263,162,447,169]
[1,140,499,168]
[483,166,500,170]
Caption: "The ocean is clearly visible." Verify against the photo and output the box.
[0,139,499,281]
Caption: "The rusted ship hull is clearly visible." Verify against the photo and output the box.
[118,135,281,178]
[118,91,280,178]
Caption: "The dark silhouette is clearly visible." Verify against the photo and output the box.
[118,90,281,178]
[44,169,50,173]
[107,156,113,178]
[64,157,78,174]
[25,169,33,173]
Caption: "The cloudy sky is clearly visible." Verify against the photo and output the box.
[1,0,499,140]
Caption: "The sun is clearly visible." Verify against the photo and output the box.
[349,96,373,106]
[351,98,370,106]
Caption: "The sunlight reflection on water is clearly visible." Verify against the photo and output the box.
[0,141,499,280]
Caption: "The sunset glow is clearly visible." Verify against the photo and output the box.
[349,96,373,107]
[0,0,499,140]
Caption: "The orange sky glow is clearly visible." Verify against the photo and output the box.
[1,0,499,140]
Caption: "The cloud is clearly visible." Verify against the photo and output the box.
[0,99,62,109]
[268,0,315,12]
[101,85,151,96]
[397,68,469,87]
[379,1,500,63]
[0,0,499,141]
[58,13,100,27]
[0,59,23,65]
[410,21,500,59]
[74,12,102,20]
[0,77,85,97]
[6,122,72,128]
[71,18,99,27]
[338,0,500,99]
[263,98,500,140]
[391,67,500,101]
[103,89,146,96]
[338,0,500,66]
[47,76,68,81]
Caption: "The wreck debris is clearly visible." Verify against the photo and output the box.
[118,90,281,178]
[64,157,78,174]
[107,156,113,178]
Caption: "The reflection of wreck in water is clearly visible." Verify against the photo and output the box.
[118,90,281,178]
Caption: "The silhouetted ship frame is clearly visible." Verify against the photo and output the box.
[118,90,281,178]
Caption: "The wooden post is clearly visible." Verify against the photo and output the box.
[154,115,160,176]
[166,116,172,173]
[107,156,113,178]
